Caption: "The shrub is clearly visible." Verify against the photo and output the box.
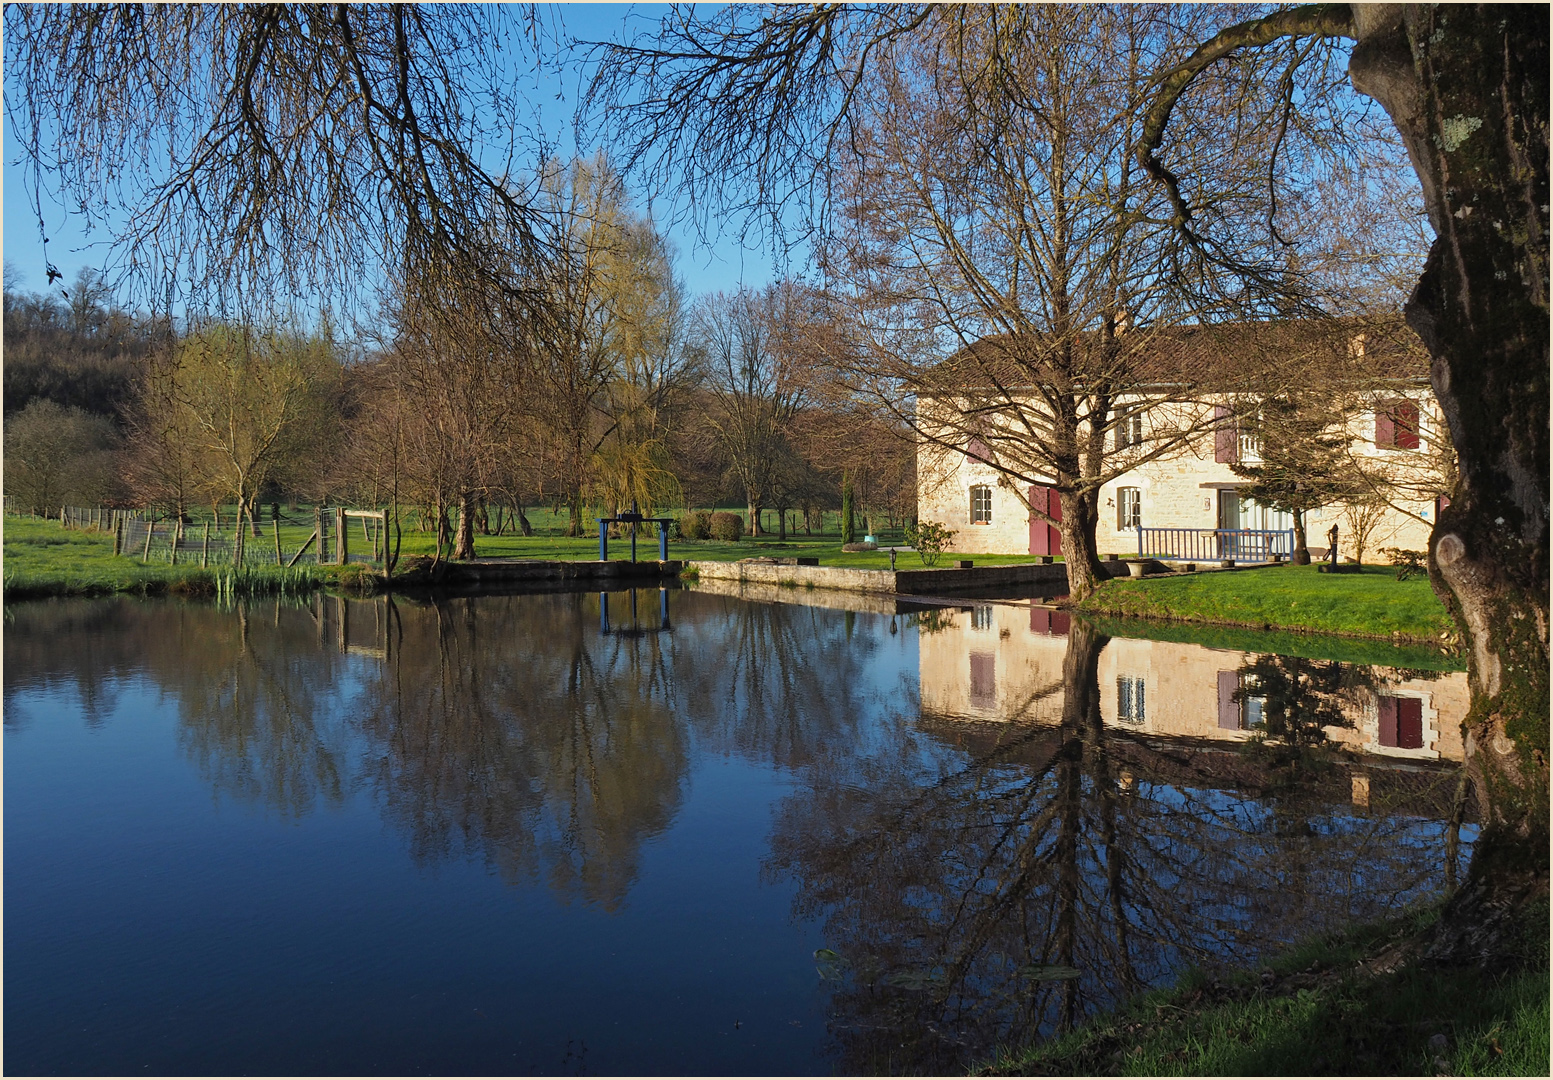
[679,510,713,541]
[905,520,956,566]
[709,511,744,541]
[1381,547,1428,581]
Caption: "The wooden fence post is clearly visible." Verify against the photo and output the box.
[142,520,155,563]
[315,508,325,565]
[273,518,283,566]
[234,508,246,567]
[202,523,211,568]
[113,514,123,557]
[336,507,348,564]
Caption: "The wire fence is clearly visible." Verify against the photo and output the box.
[8,498,388,567]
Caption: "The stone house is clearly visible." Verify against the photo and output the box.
[915,320,1446,561]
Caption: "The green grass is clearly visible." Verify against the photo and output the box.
[1079,563,1456,643]
[2,517,357,599]
[3,512,1047,598]
[1080,614,1465,672]
[980,900,1549,1077]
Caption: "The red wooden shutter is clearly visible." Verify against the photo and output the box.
[1050,611,1070,635]
[1028,486,1048,556]
[1028,486,1061,556]
[1374,406,1396,448]
[1398,697,1424,749]
[1030,605,1050,634]
[1395,402,1420,449]
[968,437,990,462]
[1217,671,1241,729]
[1377,695,1400,746]
[1213,406,1238,463]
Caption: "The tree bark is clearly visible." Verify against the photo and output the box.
[1056,489,1109,602]
[1348,5,1548,908]
[1292,510,1311,565]
[453,492,477,560]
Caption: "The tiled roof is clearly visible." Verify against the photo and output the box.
[919,317,1429,395]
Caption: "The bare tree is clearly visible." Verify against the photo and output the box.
[1138,3,1547,937]
[691,283,824,536]
[4,5,553,313]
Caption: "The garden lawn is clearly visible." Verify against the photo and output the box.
[978,900,1548,1077]
[1079,563,1454,642]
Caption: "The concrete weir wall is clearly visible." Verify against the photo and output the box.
[686,559,1068,596]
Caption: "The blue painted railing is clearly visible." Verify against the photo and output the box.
[1134,527,1295,563]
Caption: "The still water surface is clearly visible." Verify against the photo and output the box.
[5,589,1471,1075]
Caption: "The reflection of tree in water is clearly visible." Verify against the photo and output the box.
[352,592,688,911]
[1233,653,1355,756]
[671,595,907,772]
[6,597,355,816]
[768,621,1465,1074]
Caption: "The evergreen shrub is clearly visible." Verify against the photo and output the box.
[709,511,744,541]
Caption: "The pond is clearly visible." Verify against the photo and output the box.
[4,587,1473,1075]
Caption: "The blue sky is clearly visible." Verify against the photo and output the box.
[2,4,787,305]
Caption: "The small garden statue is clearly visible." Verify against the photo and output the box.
[1326,523,1339,568]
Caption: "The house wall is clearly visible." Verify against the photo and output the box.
[916,391,1441,558]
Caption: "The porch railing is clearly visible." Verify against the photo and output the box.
[1135,526,1294,563]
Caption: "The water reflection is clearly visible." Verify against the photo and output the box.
[3,591,1471,1075]
[771,603,1472,1072]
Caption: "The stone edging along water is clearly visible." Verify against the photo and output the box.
[684,558,1070,595]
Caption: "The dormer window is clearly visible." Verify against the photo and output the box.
[1114,413,1144,449]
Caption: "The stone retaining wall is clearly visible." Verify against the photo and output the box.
[687,559,1068,595]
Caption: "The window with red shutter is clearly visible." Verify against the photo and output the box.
[1394,402,1420,450]
[1374,407,1396,448]
[1377,695,1400,746]
[1213,405,1238,463]
[1397,697,1424,749]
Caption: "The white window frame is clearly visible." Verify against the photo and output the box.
[1117,487,1142,531]
[970,485,993,525]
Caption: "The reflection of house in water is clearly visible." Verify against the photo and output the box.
[918,602,1466,763]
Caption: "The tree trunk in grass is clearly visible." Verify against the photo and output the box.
[453,492,477,560]
[1345,6,1548,940]
[1292,510,1311,565]
[1056,488,1109,602]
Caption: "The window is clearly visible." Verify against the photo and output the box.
[1375,400,1421,450]
[1240,674,1267,730]
[970,485,993,525]
[1117,676,1146,724]
[1115,413,1144,449]
[1117,487,1142,530]
[1218,671,1265,731]
[971,605,995,631]
[1378,695,1424,749]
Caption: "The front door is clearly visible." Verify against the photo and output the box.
[1217,489,1241,558]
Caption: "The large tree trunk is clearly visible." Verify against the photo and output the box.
[1349,6,1548,920]
[453,492,477,560]
[1056,489,1109,602]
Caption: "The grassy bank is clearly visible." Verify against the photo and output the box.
[2,518,366,599]
[980,900,1548,1077]
[4,513,1048,599]
[1079,563,1456,643]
